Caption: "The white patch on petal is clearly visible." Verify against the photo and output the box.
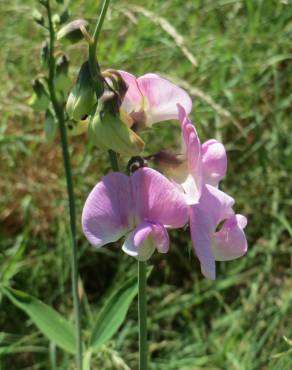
[182,174,200,205]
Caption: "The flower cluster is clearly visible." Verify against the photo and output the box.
[81,72,247,279]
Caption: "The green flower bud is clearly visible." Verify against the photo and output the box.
[52,13,61,26]
[59,9,70,24]
[89,104,145,156]
[28,78,49,111]
[66,61,96,121]
[57,19,89,43]
[40,41,50,66]
[33,9,44,26]
[44,110,57,142]
[55,54,71,94]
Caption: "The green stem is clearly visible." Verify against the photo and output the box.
[87,0,119,172]
[91,0,111,51]
[45,2,82,369]
[138,261,148,370]
[88,0,111,96]
[108,149,119,171]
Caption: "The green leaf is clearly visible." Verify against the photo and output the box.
[89,276,138,352]
[1,287,76,354]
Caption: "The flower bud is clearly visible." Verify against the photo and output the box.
[28,78,49,111]
[60,9,70,24]
[33,9,44,26]
[40,41,50,66]
[52,13,61,26]
[89,104,145,156]
[66,61,96,121]
[57,19,89,43]
[44,110,57,142]
[55,54,71,94]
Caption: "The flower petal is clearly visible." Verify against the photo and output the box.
[137,75,192,125]
[202,139,227,187]
[82,173,134,248]
[131,167,189,228]
[190,204,216,280]
[177,104,202,204]
[189,185,235,279]
[122,221,169,261]
[212,214,248,261]
[119,70,143,113]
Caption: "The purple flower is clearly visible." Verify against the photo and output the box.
[82,167,188,261]
[118,71,192,127]
[178,105,248,279]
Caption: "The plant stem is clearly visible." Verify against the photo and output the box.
[138,261,148,370]
[88,0,111,96]
[108,149,119,171]
[45,2,82,369]
[87,0,119,172]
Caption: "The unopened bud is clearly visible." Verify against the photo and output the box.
[44,110,57,142]
[55,54,71,94]
[29,78,49,112]
[60,9,70,24]
[33,9,44,26]
[52,13,61,26]
[57,19,89,43]
[89,103,145,156]
[40,41,50,66]
[66,61,96,121]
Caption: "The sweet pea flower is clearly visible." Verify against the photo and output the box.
[154,104,247,279]
[153,104,227,205]
[118,71,192,127]
[177,105,247,279]
[82,167,188,260]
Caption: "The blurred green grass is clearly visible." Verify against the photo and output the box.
[0,0,292,369]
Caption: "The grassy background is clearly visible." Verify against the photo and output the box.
[1,0,292,369]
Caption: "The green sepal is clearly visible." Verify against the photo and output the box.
[89,104,145,156]
[66,61,96,121]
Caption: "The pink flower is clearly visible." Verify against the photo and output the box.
[177,104,227,204]
[118,71,192,127]
[177,105,247,279]
[82,167,188,261]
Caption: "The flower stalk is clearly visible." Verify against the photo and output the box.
[87,0,120,170]
[138,261,148,370]
[44,1,82,369]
